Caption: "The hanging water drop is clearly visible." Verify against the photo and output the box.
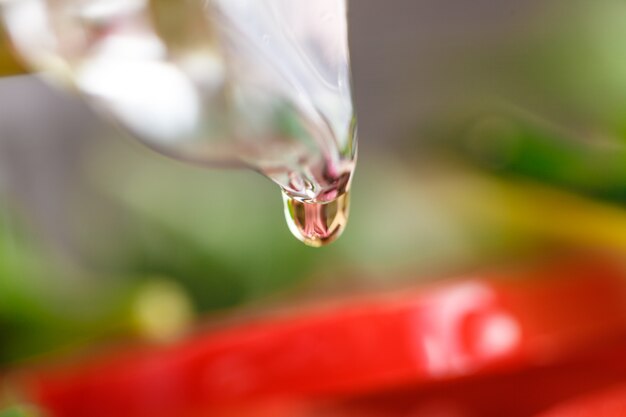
[283,191,350,247]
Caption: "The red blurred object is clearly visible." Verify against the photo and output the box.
[314,341,626,417]
[12,257,626,417]
[533,384,626,417]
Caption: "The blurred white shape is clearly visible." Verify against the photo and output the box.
[414,282,521,376]
[77,0,146,22]
[78,58,201,142]
[1,0,60,71]
[474,311,521,358]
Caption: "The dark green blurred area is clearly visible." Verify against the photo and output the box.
[2,0,626,381]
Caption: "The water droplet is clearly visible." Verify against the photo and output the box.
[282,191,350,247]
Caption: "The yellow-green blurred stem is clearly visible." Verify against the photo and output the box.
[0,31,25,76]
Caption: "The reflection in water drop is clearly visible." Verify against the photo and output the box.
[283,191,350,247]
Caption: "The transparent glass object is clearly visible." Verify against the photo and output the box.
[0,0,357,246]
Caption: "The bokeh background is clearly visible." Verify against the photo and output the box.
[3,1,626,416]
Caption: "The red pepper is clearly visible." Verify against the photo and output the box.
[533,384,626,417]
[313,341,626,417]
[13,257,626,417]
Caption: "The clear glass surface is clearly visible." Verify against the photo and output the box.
[1,0,358,245]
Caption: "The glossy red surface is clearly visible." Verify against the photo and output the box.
[534,384,626,417]
[13,258,626,417]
